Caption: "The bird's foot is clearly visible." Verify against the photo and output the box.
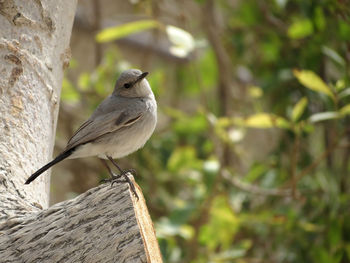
[101,170,138,200]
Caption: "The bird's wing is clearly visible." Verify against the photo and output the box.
[66,109,143,150]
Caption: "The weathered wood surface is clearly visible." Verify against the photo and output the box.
[0,177,163,263]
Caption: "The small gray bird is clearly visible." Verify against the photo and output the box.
[25,69,157,193]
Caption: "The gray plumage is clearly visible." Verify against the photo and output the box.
[25,69,157,184]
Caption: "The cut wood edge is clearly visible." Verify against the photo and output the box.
[129,176,163,263]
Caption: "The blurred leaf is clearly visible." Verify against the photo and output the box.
[314,7,326,31]
[248,86,263,98]
[287,18,313,39]
[339,88,350,100]
[322,46,345,67]
[293,69,335,101]
[228,128,245,142]
[216,117,232,128]
[167,146,202,173]
[312,247,341,263]
[166,25,195,58]
[245,163,268,182]
[163,107,187,119]
[173,113,208,135]
[335,80,346,92]
[299,221,323,232]
[156,217,194,240]
[339,21,350,41]
[275,0,288,8]
[340,104,350,116]
[234,113,290,129]
[198,49,218,90]
[292,97,308,122]
[261,35,281,63]
[345,243,350,260]
[261,169,277,188]
[211,248,247,261]
[78,73,90,90]
[203,159,220,174]
[169,201,197,225]
[328,221,342,248]
[61,78,79,102]
[96,20,159,42]
[199,195,239,250]
[238,1,260,26]
[68,58,78,69]
[309,112,340,123]
[147,69,164,97]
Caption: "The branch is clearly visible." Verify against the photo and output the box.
[282,133,341,188]
[0,177,162,263]
[222,170,293,197]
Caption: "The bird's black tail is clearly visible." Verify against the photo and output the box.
[25,148,74,184]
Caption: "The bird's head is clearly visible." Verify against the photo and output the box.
[113,69,152,98]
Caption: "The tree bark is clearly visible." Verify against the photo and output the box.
[0,0,77,209]
[0,1,162,262]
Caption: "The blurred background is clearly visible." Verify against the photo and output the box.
[50,0,350,262]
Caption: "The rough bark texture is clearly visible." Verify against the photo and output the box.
[0,178,162,263]
[0,0,77,209]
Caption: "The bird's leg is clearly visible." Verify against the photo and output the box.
[106,156,123,173]
[99,159,121,181]
[107,156,137,176]
[100,156,138,199]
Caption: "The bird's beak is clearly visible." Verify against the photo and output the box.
[135,72,149,83]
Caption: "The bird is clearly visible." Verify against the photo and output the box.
[25,69,157,196]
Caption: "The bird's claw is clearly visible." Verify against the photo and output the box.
[101,170,139,200]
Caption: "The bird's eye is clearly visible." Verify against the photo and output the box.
[123,83,131,89]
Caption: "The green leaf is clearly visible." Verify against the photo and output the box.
[322,46,345,66]
[287,18,313,39]
[156,217,194,239]
[199,196,239,250]
[292,97,308,122]
[314,7,326,31]
[61,78,80,102]
[309,112,340,123]
[173,113,208,135]
[340,104,350,116]
[211,248,247,261]
[167,146,202,173]
[78,73,90,90]
[96,20,159,43]
[198,49,218,90]
[248,86,263,98]
[339,21,350,41]
[339,88,350,100]
[234,113,290,129]
[293,69,335,101]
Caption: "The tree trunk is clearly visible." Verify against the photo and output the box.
[0,1,162,262]
[0,0,77,209]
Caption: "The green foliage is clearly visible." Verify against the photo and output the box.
[293,69,335,101]
[292,97,308,122]
[61,78,79,102]
[60,0,350,262]
[199,196,239,250]
[96,20,159,42]
[288,18,314,39]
